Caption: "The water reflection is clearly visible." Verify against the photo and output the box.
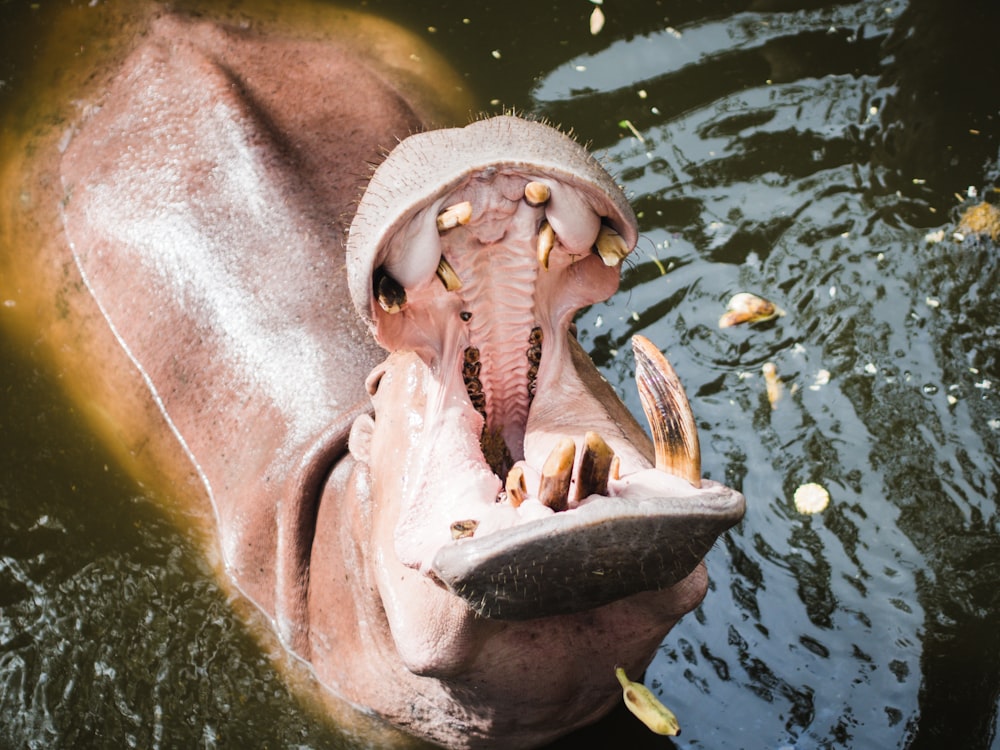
[539,0,996,747]
[0,336,360,747]
[1,0,998,747]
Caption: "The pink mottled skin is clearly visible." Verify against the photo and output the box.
[310,348,711,747]
[0,3,743,748]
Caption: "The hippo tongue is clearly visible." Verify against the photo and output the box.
[430,336,745,620]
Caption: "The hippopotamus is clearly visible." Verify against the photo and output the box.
[0,3,745,747]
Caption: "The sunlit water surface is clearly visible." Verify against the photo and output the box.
[1,0,998,748]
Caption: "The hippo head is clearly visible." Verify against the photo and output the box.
[17,7,735,744]
[340,116,745,690]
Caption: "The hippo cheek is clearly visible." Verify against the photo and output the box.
[346,117,746,659]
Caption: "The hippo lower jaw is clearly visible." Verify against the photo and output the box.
[355,329,742,624]
[345,118,745,637]
[426,333,744,621]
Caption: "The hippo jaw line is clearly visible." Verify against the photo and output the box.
[346,117,745,628]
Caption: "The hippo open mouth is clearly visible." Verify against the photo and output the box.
[347,116,744,621]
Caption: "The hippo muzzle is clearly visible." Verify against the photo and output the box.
[345,117,744,627]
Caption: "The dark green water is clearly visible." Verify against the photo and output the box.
[1,0,998,748]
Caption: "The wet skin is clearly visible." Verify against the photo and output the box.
[0,3,744,748]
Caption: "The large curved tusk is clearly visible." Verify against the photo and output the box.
[632,335,701,487]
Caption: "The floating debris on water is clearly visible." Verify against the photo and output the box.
[763,362,783,409]
[618,119,645,143]
[615,667,681,736]
[719,292,785,328]
[809,369,831,391]
[794,483,830,514]
[957,202,1000,242]
[589,5,605,35]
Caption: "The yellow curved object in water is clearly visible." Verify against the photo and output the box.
[615,667,681,736]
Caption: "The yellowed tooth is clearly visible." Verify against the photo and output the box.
[594,224,630,267]
[610,454,621,481]
[524,181,551,207]
[538,437,575,512]
[375,269,406,314]
[436,255,463,291]
[632,335,701,488]
[436,200,473,232]
[505,466,526,508]
[577,431,614,500]
[537,221,555,270]
[450,519,479,540]
[615,667,681,736]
